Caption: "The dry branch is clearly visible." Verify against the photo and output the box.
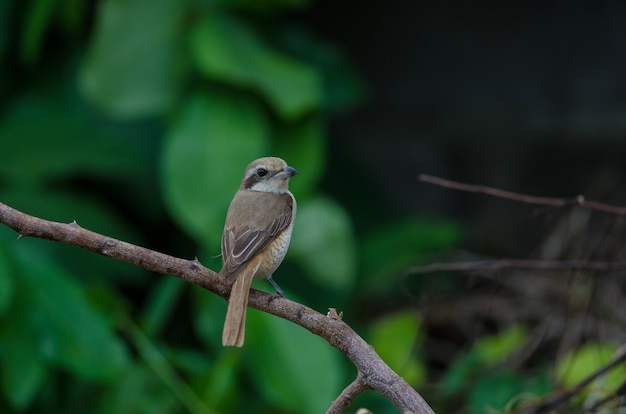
[0,202,434,414]
[419,173,626,413]
[407,259,626,274]
[521,345,626,413]
[419,174,626,216]
[415,174,626,274]
[327,373,372,414]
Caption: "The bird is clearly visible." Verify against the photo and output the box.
[220,157,297,347]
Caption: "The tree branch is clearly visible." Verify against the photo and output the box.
[519,345,626,414]
[419,174,626,216]
[0,202,434,414]
[586,377,626,412]
[327,373,372,414]
[407,259,626,274]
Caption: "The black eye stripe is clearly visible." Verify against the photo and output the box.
[242,167,273,189]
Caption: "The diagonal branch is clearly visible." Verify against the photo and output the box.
[419,174,626,216]
[522,345,626,413]
[586,377,626,412]
[327,373,372,414]
[0,202,434,414]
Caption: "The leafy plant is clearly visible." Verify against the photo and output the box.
[0,0,369,412]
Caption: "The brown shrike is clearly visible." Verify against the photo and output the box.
[220,157,297,347]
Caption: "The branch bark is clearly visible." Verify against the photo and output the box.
[419,174,626,216]
[0,202,434,414]
[327,373,371,414]
[407,259,626,274]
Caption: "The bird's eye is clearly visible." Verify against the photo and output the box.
[256,168,268,177]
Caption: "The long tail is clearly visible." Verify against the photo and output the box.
[222,266,256,347]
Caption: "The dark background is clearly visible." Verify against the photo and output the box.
[313,0,626,257]
[315,3,626,189]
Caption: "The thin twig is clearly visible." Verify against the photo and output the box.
[586,378,626,412]
[0,202,434,414]
[419,174,626,216]
[407,259,626,274]
[327,373,372,414]
[521,345,626,413]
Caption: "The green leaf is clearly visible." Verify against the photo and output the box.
[1,188,146,286]
[474,325,528,366]
[166,348,212,376]
[123,319,214,414]
[80,0,183,117]
[193,287,227,349]
[441,327,529,396]
[2,188,143,243]
[161,92,269,248]
[274,116,326,199]
[0,244,14,316]
[280,27,367,113]
[469,372,525,414]
[369,312,426,386]
[0,316,46,410]
[59,0,86,34]
[0,91,150,185]
[441,351,482,395]
[140,278,185,336]
[20,0,55,62]
[361,218,461,283]
[556,342,626,395]
[16,245,129,380]
[189,13,321,120]
[94,364,179,414]
[246,309,343,414]
[289,196,357,291]
[195,350,240,411]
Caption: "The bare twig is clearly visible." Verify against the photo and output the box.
[327,373,372,414]
[419,174,626,216]
[587,378,626,412]
[0,202,434,414]
[407,259,626,274]
[521,345,626,413]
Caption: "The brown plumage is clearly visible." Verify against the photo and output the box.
[220,157,297,347]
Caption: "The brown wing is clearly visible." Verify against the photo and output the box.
[220,191,293,282]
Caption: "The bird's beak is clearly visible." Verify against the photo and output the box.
[275,166,298,179]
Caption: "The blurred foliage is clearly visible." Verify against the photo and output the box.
[369,312,426,387]
[0,0,605,413]
[440,325,549,413]
[556,342,626,405]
